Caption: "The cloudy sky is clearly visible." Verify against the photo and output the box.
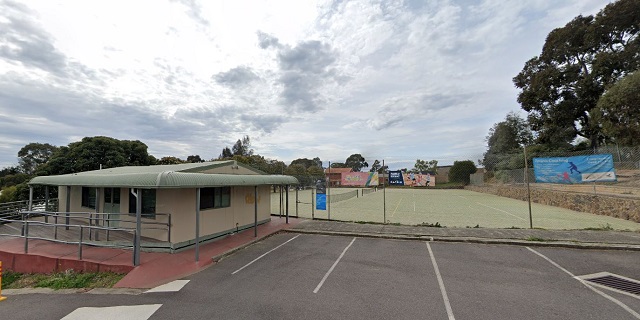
[0,0,612,170]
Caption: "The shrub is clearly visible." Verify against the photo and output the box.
[448,160,477,185]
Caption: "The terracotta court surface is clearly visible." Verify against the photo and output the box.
[0,216,300,288]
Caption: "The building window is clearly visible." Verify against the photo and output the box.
[128,189,156,219]
[81,187,96,209]
[199,187,231,210]
[104,188,120,204]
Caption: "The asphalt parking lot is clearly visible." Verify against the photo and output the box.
[3,233,640,319]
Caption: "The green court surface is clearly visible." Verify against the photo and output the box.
[271,188,640,231]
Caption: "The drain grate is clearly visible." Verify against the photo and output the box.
[577,272,640,298]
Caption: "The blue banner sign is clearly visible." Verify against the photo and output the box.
[315,194,326,210]
[388,170,404,185]
[315,178,327,210]
[533,154,616,184]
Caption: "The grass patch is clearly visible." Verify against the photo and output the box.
[583,223,614,231]
[1,270,21,288]
[2,270,124,290]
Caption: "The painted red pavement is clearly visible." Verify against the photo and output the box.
[0,217,301,288]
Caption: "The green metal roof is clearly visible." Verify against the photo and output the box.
[28,161,298,188]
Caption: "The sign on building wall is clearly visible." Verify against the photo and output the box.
[388,171,434,186]
[533,154,616,184]
[340,172,379,186]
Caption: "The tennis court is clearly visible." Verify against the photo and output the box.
[271,188,640,231]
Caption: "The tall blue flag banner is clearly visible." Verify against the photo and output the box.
[533,154,616,184]
[315,178,327,210]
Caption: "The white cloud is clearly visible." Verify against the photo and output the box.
[0,0,613,169]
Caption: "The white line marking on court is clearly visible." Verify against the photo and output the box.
[232,234,300,275]
[61,304,162,320]
[426,242,455,320]
[391,197,404,217]
[527,247,640,319]
[145,280,190,293]
[313,237,356,294]
[457,195,526,221]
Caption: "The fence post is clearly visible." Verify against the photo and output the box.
[167,214,172,243]
[44,186,49,223]
[79,226,83,260]
[135,188,141,266]
[524,146,533,229]
[311,188,315,220]
[24,220,29,254]
[65,186,71,230]
[28,186,33,211]
[195,188,200,262]
[383,160,387,224]
[132,231,138,266]
[328,162,331,221]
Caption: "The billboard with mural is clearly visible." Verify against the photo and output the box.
[533,154,616,184]
[341,172,379,186]
[388,171,434,186]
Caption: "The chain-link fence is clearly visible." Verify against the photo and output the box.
[269,147,640,231]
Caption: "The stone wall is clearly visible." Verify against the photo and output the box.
[466,185,640,223]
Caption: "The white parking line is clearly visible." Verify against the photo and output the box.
[232,234,300,275]
[61,304,162,320]
[426,242,455,320]
[527,247,640,319]
[313,237,356,294]
[146,280,190,293]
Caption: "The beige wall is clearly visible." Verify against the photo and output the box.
[437,166,452,183]
[58,185,272,244]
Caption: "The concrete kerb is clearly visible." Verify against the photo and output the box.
[3,287,145,296]
[282,229,640,252]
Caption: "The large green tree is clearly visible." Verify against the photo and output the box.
[17,142,58,174]
[186,155,204,163]
[232,135,253,156]
[513,0,640,148]
[345,154,368,172]
[592,71,640,146]
[290,158,321,169]
[157,156,185,165]
[412,159,438,174]
[43,136,155,174]
[482,112,535,171]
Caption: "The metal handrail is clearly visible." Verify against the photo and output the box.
[21,211,172,242]
[0,216,139,265]
[0,199,59,220]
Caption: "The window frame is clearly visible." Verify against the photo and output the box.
[128,188,156,219]
[81,187,96,209]
[199,187,231,210]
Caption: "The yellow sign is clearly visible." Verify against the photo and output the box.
[245,194,261,204]
[0,261,7,301]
